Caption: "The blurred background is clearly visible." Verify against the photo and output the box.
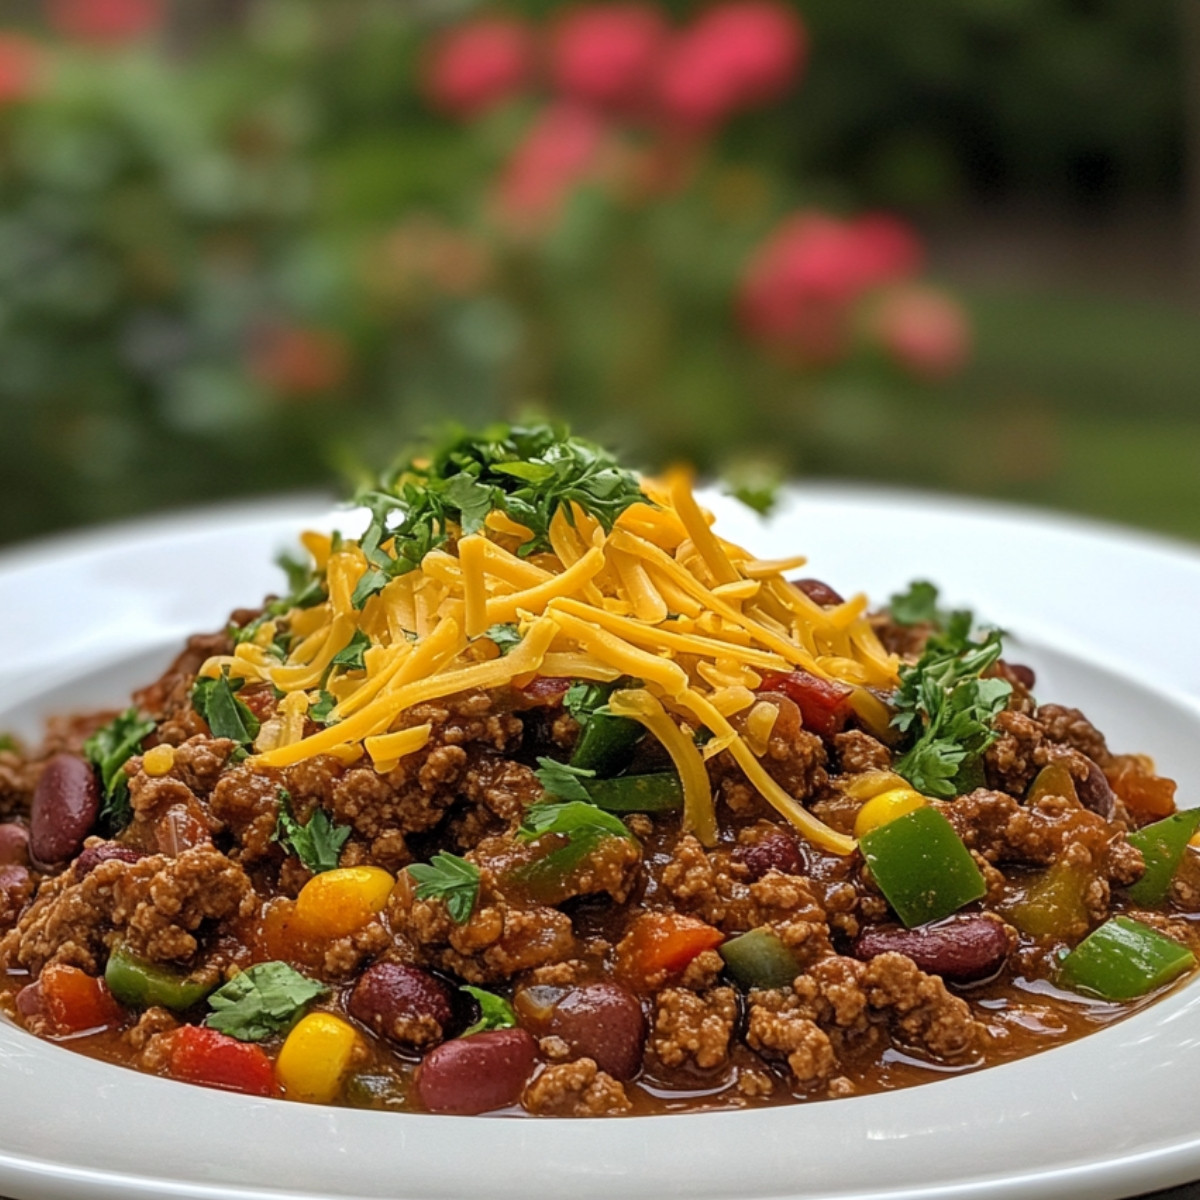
[0,0,1197,549]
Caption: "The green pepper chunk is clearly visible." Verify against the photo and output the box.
[1125,809,1200,907]
[344,1071,407,1111]
[570,713,644,776]
[858,806,986,928]
[719,928,799,989]
[1058,916,1196,1001]
[1004,861,1091,939]
[584,773,683,813]
[105,945,215,1012]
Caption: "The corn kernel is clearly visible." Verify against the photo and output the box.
[854,788,926,838]
[276,1012,359,1104]
[294,866,394,939]
[142,745,175,778]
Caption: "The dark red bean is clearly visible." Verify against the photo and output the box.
[1007,663,1036,690]
[1075,756,1117,820]
[0,824,29,866]
[854,915,1009,984]
[415,1028,538,1115]
[348,962,454,1048]
[74,843,146,879]
[30,755,100,868]
[791,578,845,607]
[16,979,44,1018]
[733,829,805,881]
[548,983,646,1081]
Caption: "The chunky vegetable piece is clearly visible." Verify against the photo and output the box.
[169,1025,277,1097]
[1124,809,1200,907]
[105,946,214,1012]
[1059,917,1196,1001]
[859,806,987,928]
[618,913,724,986]
[584,773,684,813]
[294,867,395,939]
[276,1013,361,1103]
[35,964,124,1035]
[719,928,800,989]
[853,787,926,838]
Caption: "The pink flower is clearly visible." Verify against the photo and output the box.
[873,285,971,380]
[656,1,806,129]
[737,211,924,362]
[45,0,164,44]
[549,4,667,112]
[496,102,610,229]
[0,34,42,103]
[422,17,536,120]
[249,323,350,397]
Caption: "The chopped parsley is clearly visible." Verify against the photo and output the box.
[0,733,16,753]
[270,550,326,614]
[891,621,1012,799]
[483,623,523,655]
[330,630,371,673]
[191,673,260,751]
[309,690,339,725]
[563,682,612,724]
[535,756,596,803]
[83,709,156,832]
[461,985,517,1036]
[888,579,969,630]
[205,962,326,1042]
[349,422,647,607]
[407,852,480,924]
[722,458,782,517]
[272,789,350,875]
[518,798,634,844]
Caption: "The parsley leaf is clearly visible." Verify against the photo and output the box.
[721,458,782,517]
[272,789,350,874]
[191,674,260,746]
[330,630,371,673]
[0,734,15,753]
[407,852,480,924]
[484,623,523,655]
[205,962,326,1042]
[309,690,339,725]
[518,798,634,844]
[563,682,612,723]
[535,756,596,803]
[888,579,973,635]
[892,626,1013,799]
[83,708,156,832]
[267,551,326,616]
[461,985,517,1036]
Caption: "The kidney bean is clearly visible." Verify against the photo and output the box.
[30,755,100,868]
[15,979,44,1018]
[348,962,454,1048]
[548,983,646,1081]
[0,824,29,866]
[854,915,1009,984]
[733,829,805,881]
[791,578,845,607]
[1007,663,1037,690]
[415,1028,538,1115]
[74,843,146,879]
[1075,757,1117,820]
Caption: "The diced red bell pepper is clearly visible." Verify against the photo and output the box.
[168,1024,278,1097]
[1106,756,1177,819]
[618,913,724,987]
[758,669,853,738]
[510,676,573,709]
[36,964,125,1036]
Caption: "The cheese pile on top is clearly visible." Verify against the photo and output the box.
[199,425,898,855]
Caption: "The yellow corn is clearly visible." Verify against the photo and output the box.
[142,744,175,777]
[276,1012,360,1103]
[854,787,927,838]
[294,867,394,939]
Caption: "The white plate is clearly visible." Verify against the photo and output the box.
[2,485,1200,1200]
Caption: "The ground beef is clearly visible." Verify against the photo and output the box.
[860,952,978,1059]
[1036,704,1110,766]
[522,1058,632,1116]
[0,750,39,818]
[984,710,1047,796]
[832,731,891,775]
[746,1005,836,1086]
[651,986,738,1069]
[208,765,287,862]
[0,844,254,974]
[716,710,828,818]
[0,866,33,928]
[134,631,232,745]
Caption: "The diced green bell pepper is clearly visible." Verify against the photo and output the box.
[105,945,215,1011]
[1058,916,1196,1001]
[1125,809,1200,907]
[858,806,986,929]
[719,928,799,989]
[344,1071,407,1111]
[584,773,683,813]
[1005,861,1091,939]
[570,713,644,776]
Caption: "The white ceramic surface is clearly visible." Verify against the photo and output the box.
[2,485,1200,1200]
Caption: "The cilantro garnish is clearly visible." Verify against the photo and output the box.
[191,673,260,750]
[535,756,596,803]
[721,459,782,517]
[461,985,517,1036]
[83,709,156,832]
[272,789,350,874]
[205,961,326,1042]
[348,421,647,607]
[270,550,326,614]
[888,579,970,631]
[563,682,612,723]
[483,623,523,655]
[891,623,1012,799]
[0,733,16,753]
[309,690,339,725]
[518,798,634,844]
[407,852,480,923]
[330,630,371,673]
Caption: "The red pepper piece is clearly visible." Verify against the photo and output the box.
[758,669,853,737]
[37,963,125,1036]
[617,913,724,988]
[169,1024,278,1097]
[510,676,573,708]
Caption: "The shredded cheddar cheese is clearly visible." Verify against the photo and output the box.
[205,469,899,855]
